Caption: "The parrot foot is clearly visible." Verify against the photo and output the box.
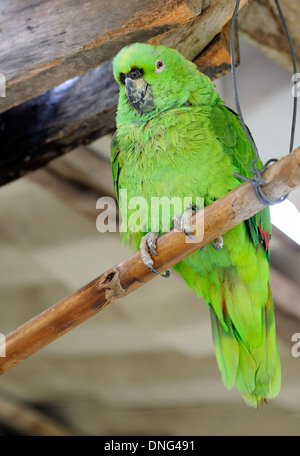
[173,209,223,251]
[139,232,170,278]
[211,236,223,250]
[172,209,197,241]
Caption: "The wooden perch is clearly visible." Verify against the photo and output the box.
[0,147,299,375]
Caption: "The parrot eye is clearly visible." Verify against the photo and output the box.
[155,60,165,73]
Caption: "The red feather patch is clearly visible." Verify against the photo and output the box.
[259,225,270,251]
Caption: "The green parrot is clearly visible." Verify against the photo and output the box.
[111,42,281,407]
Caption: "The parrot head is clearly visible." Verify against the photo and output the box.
[113,43,217,121]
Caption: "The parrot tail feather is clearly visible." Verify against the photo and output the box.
[210,282,281,408]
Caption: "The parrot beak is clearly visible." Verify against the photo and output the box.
[125,77,155,114]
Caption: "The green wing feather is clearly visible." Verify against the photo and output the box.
[209,101,280,406]
[111,132,133,247]
[211,103,272,257]
[111,132,122,204]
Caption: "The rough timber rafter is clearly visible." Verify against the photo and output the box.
[0,0,243,186]
[0,0,247,115]
[238,0,300,73]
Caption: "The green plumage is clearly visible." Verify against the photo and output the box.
[111,43,281,407]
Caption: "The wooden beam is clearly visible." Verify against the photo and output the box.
[29,146,117,220]
[271,267,300,319]
[0,62,119,186]
[239,0,300,72]
[270,267,300,344]
[0,147,299,375]
[194,20,239,80]
[32,146,115,200]
[0,18,240,187]
[0,0,247,115]
[0,0,202,114]
[0,396,73,436]
[156,0,247,60]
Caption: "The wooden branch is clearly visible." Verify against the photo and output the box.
[0,0,247,114]
[0,17,241,187]
[0,147,299,375]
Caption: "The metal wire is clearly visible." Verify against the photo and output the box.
[230,0,298,206]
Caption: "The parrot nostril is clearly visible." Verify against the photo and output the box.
[126,67,144,80]
[119,69,143,85]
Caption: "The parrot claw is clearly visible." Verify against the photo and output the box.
[161,269,171,279]
[200,236,223,251]
[139,232,170,278]
[172,209,196,241]
[211,236,223,250]
[184,230,197,242]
